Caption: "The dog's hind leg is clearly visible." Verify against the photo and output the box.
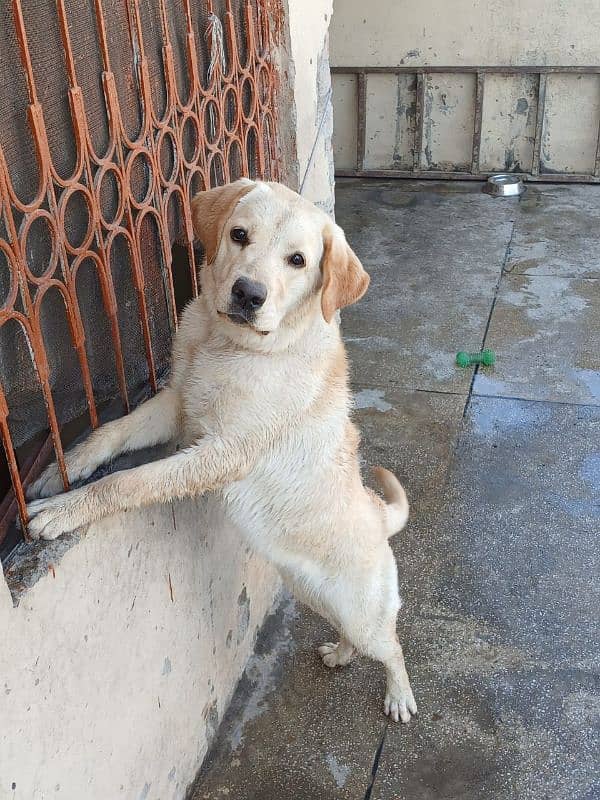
[363,630,416,723]
[339,611,416,722]
[28,388,180,499]
[321,546,417,722]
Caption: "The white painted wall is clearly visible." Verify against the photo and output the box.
[288,0,336,213]
[0,1,335,798]
[330,0,600,68]
[1,495,278,800]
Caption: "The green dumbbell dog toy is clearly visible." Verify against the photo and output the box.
[455,348,496,368]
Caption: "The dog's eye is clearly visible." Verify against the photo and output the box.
[288,252,305,268]
[231,227,248,244]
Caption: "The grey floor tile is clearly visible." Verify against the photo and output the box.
[473,274,600,405]
[191,598,384,800]
[372,396,600,800]
[353,386,464,509]
[336,180,515,394]
[506,185,600,279]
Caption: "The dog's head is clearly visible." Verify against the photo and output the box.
[191,179,369,346]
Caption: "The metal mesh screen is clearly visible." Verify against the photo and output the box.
[0,0,283,553]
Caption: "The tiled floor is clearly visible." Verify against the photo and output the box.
[192,180,600,800]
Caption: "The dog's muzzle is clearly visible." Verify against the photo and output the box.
[229,277,267,324]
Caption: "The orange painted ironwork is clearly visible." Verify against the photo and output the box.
[0,0,282,549]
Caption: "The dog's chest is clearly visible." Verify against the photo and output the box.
[180,358,238,439]
[178,345,283,442]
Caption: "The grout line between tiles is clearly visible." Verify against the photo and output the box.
[363,724,388,800]
[462,218,517,418]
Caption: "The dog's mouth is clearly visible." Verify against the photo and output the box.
[218,310,270,336]
[227,312,251,327]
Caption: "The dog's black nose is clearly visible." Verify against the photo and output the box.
[231,277,267,311]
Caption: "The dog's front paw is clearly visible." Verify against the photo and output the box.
[27,463,65,500]
[384,681,417,724]
[26,491,87,540]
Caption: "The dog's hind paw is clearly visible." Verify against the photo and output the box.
[318,641,355,668]
[384,683,417,723]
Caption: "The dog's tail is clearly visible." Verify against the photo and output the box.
[372,466,409,538]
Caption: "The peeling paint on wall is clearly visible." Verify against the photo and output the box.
[480,74,538,173]
[393,74,418,168]
[422,74,475,170]
[137,782,151,800]
[332,74,357,169]
[330,0,600,68]
[542,74,600,174]
[203,699,220,743]
[236,586,251,645]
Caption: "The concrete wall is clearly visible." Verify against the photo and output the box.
[1,493,278,800]
[0,2,335,798]
[330,0,600,174]
[288,0,335,213]
[330,0,600,68]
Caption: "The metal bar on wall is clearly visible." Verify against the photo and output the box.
[356,71,367,171]
[531,73,547,177]
[413,72,425,172]
[331,65,600,75]
[471,72,485,174]
[594,104,600,179]
[334,168,598,183]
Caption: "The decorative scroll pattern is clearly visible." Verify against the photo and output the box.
[0,0,282,544]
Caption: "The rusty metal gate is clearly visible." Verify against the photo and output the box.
[0,0,284,558]
[332,66,600,182]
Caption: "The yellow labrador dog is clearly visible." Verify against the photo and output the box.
[26,179,417,723]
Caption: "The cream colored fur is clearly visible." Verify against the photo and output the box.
[27,180,416,723]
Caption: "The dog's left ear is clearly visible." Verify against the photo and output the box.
[320,224,370,323]
[191,178,255,264]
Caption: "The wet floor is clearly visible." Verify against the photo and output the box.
[192,180,600,800]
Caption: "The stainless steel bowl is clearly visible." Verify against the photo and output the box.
[484,174,525,197]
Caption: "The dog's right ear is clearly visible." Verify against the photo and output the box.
[320,223,370,323]
[191,179,255,264]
